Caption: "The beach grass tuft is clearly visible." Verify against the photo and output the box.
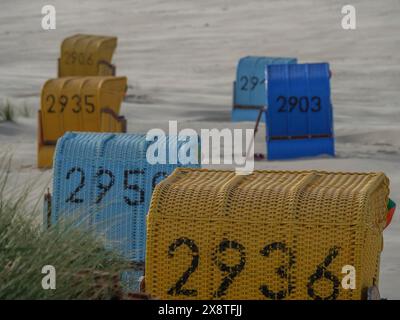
[0,155,133,299]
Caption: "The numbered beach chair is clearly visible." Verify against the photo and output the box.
[37,76,127,168]
[232,56,297,122]
[146,168,393,300]
[44,132,200,291]
[58,34,117,77]
[265,63,335,160]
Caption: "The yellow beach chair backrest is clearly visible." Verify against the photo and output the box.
[146,168,389,300]
[59,34,117,77]
[38,76,127,168]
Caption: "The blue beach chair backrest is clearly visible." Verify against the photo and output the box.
[265,63,335,159]
[50,132,200,262]
[235,56,298,107]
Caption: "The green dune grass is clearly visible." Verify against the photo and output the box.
[0,99,15,122]
[0,155,132,299]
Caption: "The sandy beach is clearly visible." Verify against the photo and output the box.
[0,0,399,298]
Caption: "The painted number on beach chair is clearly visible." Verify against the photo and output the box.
[232,56,297,123]
[63,166,165,206]
[64,51,94,66]
[167,238,341,300]
[265,63,335,159]
[240,76,265,92]
[59,34,117,77]
[45,94,96,114]
[276,96,322,113]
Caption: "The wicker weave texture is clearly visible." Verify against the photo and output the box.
[146,168,389,300]
[51,132,200,263]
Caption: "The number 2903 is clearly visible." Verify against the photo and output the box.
[276,95,322,113]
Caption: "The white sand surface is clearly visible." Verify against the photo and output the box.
[0,0,399,298]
